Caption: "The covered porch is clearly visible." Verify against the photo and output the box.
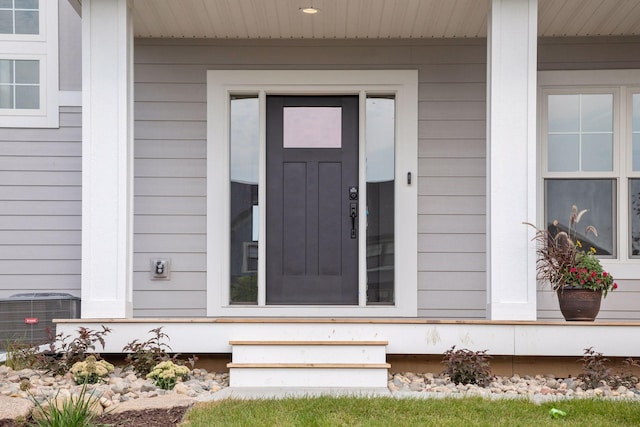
[73,0,640,327]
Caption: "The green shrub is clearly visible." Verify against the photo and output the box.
[40,326,112,375]
[441,345,493,386]
[122,327,197,377]
[579,347,640,389]
[146,360,190,390]
[69,356,114,385]
[4,339,41,370]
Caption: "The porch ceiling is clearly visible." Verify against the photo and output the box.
[129,0,640,39]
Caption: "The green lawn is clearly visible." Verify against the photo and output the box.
[182,396,640,427]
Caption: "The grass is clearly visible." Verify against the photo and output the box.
[182,396,640,427]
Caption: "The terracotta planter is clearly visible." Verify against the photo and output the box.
[557,288,603,321]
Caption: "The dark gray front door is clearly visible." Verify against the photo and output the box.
[266,96,359,304]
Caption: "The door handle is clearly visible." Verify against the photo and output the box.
[350,203,357,239]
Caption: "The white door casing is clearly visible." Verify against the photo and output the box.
[206,70,418,317]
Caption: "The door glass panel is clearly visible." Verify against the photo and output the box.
[545,179,616,257]
[229,95,259,304]
[283,107,342,148]
[366,96,395,305]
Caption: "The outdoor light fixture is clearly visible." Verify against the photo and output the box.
[300,6,320,14]
[300,1,320,15]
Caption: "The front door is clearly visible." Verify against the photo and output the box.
[266,96,359,304]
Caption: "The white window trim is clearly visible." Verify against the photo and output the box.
[0,0,58,127]
[538,70,640,280]
[207,70,418,317]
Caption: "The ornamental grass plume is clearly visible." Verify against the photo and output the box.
[524,205,617,296]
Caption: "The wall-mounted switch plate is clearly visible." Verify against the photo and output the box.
[151,258,170,279]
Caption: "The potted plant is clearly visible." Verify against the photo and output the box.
[526,205,617,321]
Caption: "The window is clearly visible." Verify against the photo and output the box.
[0,58,38,108]
[540,71,640,262]
[229,95,259,304]
[0,0,57,127]
[365,96,395,305]
[0,0,39,35]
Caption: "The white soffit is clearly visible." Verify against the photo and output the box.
[129,0,640,39]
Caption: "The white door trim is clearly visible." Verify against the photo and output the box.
[206,70,418,317]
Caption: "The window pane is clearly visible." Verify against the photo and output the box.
[15,0,39,9]
[15,84,38,109]
[545,179,615,256]
[630,179,640,257]
[634,134,640,171]
[0,59,13,84]
[582,133,613,171]
[366,96,394,305]
[14,10,38,34]
[0,10,12,34]
[548,134,579,172]
[634,94,640,171]
[633,94,640,131]
[582,94,613,132]
[0,1,13,8]
[14,60,38,84]
[548,94,579,132]
[0,85,13,108]
[229,96,259,304]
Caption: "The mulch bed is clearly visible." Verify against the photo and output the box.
[0,406,190,427]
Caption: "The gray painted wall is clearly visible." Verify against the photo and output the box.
[1,36,639,319]
[58,0,82,92]
[133,36,640,319]
[132,37,488,318]
[0,107,82,298]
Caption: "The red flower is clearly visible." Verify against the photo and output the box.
[603,272,608,277]
[613,283,618,289]
[570,267,577,273]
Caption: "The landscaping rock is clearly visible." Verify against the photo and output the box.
[0,395,33,421]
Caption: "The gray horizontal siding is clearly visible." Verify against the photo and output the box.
[0,107,81,299]
[133,35,640,319]
[133,37,488,318]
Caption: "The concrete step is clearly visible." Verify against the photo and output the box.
[229,340,387,364]
[228,340,389,388]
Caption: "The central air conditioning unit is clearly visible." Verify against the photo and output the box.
[0,293,81,351]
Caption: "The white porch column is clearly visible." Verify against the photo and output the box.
[486,0,537,320]
[81,0,134,318]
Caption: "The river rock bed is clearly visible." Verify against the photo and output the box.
[2,365,640,415]
[389,372,640,399]
[0,365,229,410]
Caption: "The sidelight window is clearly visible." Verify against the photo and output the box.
[229,95,259,304]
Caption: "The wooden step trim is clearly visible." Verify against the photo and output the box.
[229,340,388,346]
[227,363,391,369]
